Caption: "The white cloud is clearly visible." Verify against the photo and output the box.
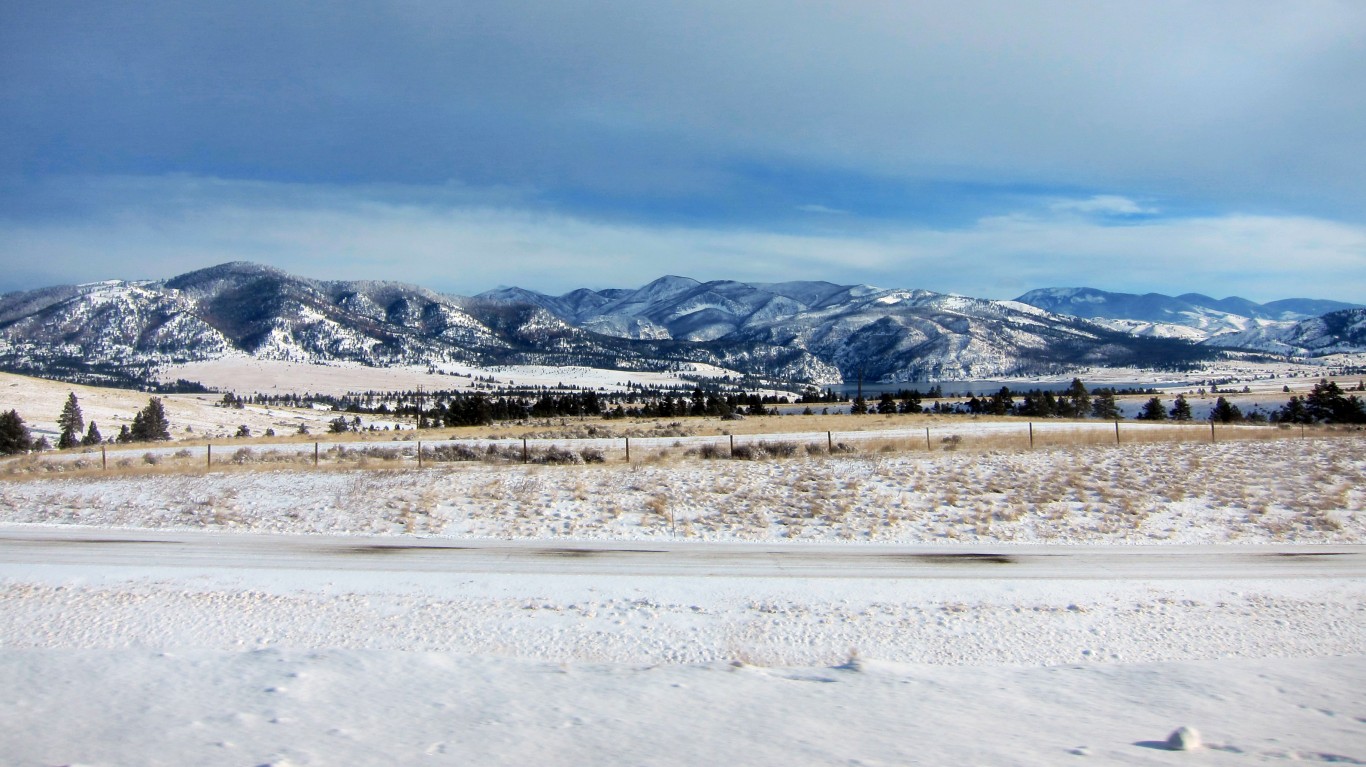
[795,204,848,215]
[2,176,1362,302]
[1049,195,1157,216]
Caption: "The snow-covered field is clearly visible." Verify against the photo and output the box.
[2,433,1364,764]
[159,355,743,396]
[5,437,1361,544]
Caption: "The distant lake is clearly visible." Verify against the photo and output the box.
[826,380,1186,397]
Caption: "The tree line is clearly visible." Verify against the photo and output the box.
[0,394,172,455]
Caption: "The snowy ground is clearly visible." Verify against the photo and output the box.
[0,370,395,442]
[5,437,1361,544]
[159,355,744,396]
[2,434,1364,765]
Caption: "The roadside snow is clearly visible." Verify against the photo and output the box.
[4,437,1361,544]
[5,649,1361,767]
[3,432,1363,765]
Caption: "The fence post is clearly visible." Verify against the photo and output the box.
[101,447,106,470]
[729,434,735,457]
[522,438,528,463]
[1114,420,1120,445]
[1210,421,1216,443]
[827,431,832,452]
[314,442,319,466]
[925,427,931,452]
[207,443,212,468]
[418,441,423,468]
[625,437,630,463]
[1028,422,1034,449]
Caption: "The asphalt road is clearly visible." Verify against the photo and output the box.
[2,525,1363,580]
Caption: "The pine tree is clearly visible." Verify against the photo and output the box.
[877,392,897,414]
[57,392,84,449]
[0,410,32,455]
[1137,397,1167,420]
[1302,378,1366,423]
[1209,396,1243,423]
[1061,378,1089,418]
[129,398,171,441]
[987,387,1014,416]
[1169,394,1193,421]
[82,421,103,446]
[1090,390,1120,420]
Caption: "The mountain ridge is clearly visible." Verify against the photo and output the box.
[1,263,1360,389]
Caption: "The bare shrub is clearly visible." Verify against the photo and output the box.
[730,443,760,460]
[428,444,483,462]
[760,441,799,458]
[531,446,583,465]
[143,452,160,466]
[687,443,727,460]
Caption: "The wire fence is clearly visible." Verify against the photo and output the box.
[3,419,1339,476]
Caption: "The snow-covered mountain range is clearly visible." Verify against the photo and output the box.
[1014,287,1364,355]
[479,276,1220,382]
[0,263,1359,388]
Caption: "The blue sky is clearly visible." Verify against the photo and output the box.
[2,1,1364,302]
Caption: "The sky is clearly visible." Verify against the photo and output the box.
[2,1,1364,302]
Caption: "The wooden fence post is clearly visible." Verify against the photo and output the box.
[522,438,528,463]
[1210,421,1216,443]
[729,434,735,457]
[1114,421,1121,445]
[314,442,319,466]
[1028,422,1034,449]
[206,443,212,468]
[827,431,833,452]
[101,447,106,470]
[417,441,423,468]
[625,437,630,463]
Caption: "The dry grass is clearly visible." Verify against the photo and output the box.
[4,418,1361,483]
[4,433,1360,543]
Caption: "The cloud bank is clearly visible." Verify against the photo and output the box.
[3,177,1361,302]
[1,1,1364,299]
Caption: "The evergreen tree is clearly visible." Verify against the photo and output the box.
[1039,391,1058,418]
[897,390,923,414]
[1090,390,1120,420]
[850,395,869,415]
[690,387,707,416]
[1137,397,1167,420]
[129,398,171,441]
[876,392,897,414]
[1169,394,1193,421]
[57,392,85,449]
[82,421,103,446]
[0,410,32,455]
[1209,396,1244,423]
[1303,378,1366,424]
[116,424,132,443]
[1061,378,1089,418]
[987,387,1014,416]
[1305,379,1343,422]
